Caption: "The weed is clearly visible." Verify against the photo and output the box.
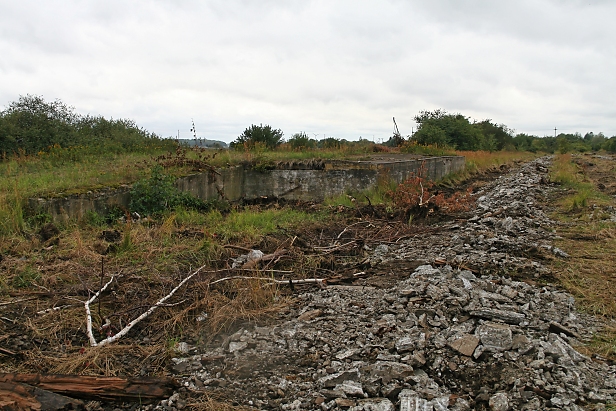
[82,210,106,227]
[130,165,210,216]
[13,265,41,288]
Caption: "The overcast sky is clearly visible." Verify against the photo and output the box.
[1,0,614,143]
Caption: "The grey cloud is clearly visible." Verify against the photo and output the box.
[0,0,615,141]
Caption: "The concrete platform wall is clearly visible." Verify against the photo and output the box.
[29,156,465,222]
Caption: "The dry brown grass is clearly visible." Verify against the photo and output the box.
[549,154,616,358]
[186,393,253,411]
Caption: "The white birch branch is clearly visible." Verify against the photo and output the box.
[86,265,327,347]
[208,276,325,287]
[86,264,208,347]
[85,275,116,347]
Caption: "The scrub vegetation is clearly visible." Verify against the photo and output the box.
[548,153,616,358]
[1,95,615,397]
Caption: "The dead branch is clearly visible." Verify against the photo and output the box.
[208,276,325,287]
[223,244,253,252]
[37,305,75,315]
[336,221,373,240]
[0,381,84,410]
[86,264,207,347]
[0,297,36,306]
[313,241,357,253]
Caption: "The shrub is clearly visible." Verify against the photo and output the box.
[231,124,283,150]
[288,132,317,150]
[389,162,474,221]
[0,95,169,156]
[130,165,211,216]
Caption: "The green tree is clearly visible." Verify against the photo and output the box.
[319,137,342,149]
[603,137,616,153]
[412,124,449,146]
[475,120,513,150]
[0,94,78,154]
[0,95,167,156]
[512,133,536,151]
[288,132,316,150]
[413,110,487,150]
[231,124,284,150]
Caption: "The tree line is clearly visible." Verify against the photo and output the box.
[0,95,172,156]
[2,95,615,157]
[231,110,616,154]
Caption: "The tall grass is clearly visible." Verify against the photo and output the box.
[549,154,610,212]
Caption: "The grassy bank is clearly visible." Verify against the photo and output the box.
[548,153,616,358]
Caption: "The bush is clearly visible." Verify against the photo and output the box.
[231,124,283,150]
[130,165,211,216]
[389,162,474,222]
[288,132,317,150]
[0,95,169,156]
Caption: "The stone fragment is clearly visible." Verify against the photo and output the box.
[547,333,588,364]
[488,392,509,411]
[336,348,361,360]
[468,308,526,325]
[318,369,360,388]
[335,397,356,408]
[395,336,415,353]
[404,351,427,367]
[321,389,346,400]
[448,334,480,357]
[432,396,450,411]
[228,341,248,353]
[297,309,322,322]
[363,361,413,382]
[381,384,403,400]
[349,398,395,411]
[335,380,364,397]
[511,334,530,350]
[548,321,581,339]
[476,322,513,351]
[174,342,190,354]
[451,397,471,411]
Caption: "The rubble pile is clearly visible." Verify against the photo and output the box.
[157,157,615,410]
[373,157,567,278]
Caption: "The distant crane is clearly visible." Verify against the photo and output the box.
[391,117,404,147]
[393,117,401,139]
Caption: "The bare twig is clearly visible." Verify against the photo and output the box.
[223,244,253,252]
[37,305,75,315]
[313,241,357,253]
[208,276,325,287]
[0,298,36,306]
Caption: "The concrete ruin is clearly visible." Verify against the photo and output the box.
[28,156,465,222]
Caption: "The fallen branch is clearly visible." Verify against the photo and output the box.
[209,276,326,287]
[37,305,75,315]
[85,264,208,347]
[0,297,36,306]
[313,240,356,253]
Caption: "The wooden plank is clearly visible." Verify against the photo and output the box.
[0,381,85,410]
[0,373,179,402]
